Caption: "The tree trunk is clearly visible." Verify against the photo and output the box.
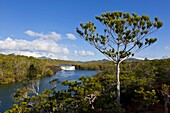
[165,101,168,113]
[116,62,120,103]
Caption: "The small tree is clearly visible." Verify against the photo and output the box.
[76,11,163,103]
[26,64,40,96]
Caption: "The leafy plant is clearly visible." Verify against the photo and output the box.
[135,87,159,110]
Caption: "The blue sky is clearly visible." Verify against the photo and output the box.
[0,0,169,61]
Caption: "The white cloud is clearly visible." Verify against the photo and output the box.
[0,30,83,60]
[74,50,95,56]
[165,46,170,50]
[1,51,69,60]
[25,30,36,37]
[135,53,157,60]
[25,30,61,41]
[0,37,69,60]
[66,33,76,40]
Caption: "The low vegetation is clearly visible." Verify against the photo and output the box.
[2,56,170,113]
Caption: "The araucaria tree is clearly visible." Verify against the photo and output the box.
[76,12,163,103]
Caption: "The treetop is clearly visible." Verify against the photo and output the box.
[77,11,163,62]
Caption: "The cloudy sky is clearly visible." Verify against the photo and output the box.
[0,0,169,61]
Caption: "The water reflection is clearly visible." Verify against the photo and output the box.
[60,70,76,77]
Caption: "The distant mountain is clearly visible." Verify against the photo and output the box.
[88,58,142,62]
[39,56,52,59]
[124,58,142,61]
[86,59,109,62]
[80,58,142,63]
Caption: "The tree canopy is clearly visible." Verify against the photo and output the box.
[77,11,163,103]
[77,12,163,62]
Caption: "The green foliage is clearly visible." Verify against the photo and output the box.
[0,54,113,85]
[0,54,63,84]
[13,87,31,102]
[5,74,125,113]
[74,61,113,70]
[77,11,163,61]
[162,84,170,94]
[2,55,170,113]
[4,103,31,113]
[135,87,159,110]
[27,64,38,80]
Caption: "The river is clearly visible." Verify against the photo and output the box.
[0,70,98,112]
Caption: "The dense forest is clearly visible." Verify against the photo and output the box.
[2,53,170,113]
[0,54,73,84]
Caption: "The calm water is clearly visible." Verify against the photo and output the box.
[0,70,98,112]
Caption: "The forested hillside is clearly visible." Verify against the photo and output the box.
[0,54,61,84]
[0,54,112,84]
